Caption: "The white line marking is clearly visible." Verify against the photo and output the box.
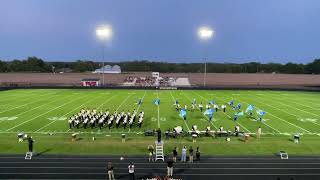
[0,92,57,114]
[209,95,252,133]
[240,95,311,133]
[1,93,62,120]
[169,91,190,131]
[188,91,218,130]
[36,94,116,132]
[156,90,160,128]
[115,94,133,112]
[254,94,320,127]
[6,94,83,131]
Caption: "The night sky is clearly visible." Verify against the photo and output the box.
[0,0,319,63]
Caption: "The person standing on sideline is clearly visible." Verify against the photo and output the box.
[156,128,162,143]
[148,145,154,162]
[189,146,194,163]
[166,157,174,177]
[196,147,201,161]
[172,147,178,162]
[128,162,135,180]
[27,136,34,153]
[181,146,187,162]
[107,162,115,180]
[257,126,262,139]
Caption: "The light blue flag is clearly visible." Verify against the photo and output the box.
[246,105,254,113]
[258,111,266,118]
[237,111,244,116]
[154,98,160,106]
[211,99,215,105]
[204,108,214,116]
[256,110,266,121]
[228,100,234,106]
[179,109,187,119]
[236,103,241,110]
[204,108,214,122]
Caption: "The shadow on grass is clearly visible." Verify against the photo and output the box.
[35,148,52,156]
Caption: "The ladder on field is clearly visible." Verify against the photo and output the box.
[155,141,164,161]
[25,152,33,160]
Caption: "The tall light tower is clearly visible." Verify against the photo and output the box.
[96,25,113,86]
[198,26,214,87]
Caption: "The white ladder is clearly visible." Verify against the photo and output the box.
[155,141,164,161]
[25,152,33,160]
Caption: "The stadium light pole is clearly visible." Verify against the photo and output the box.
[198,26,214,87]
[96,25,113,86]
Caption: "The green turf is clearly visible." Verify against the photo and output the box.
[0,89,320,155]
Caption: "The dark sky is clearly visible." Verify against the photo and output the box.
[0,0,319,63]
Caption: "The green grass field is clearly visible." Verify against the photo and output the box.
[1,89,320,156]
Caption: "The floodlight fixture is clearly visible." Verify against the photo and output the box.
[96,25,112,41]
[198,26,214,40]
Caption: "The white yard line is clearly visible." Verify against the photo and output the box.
[253,95,320,128]
[274,95,320,110]
[6,95,84,132]
[205,95,252,133]
[169,91,191,131]
[128,91,146,133]
[225,95,282,134]
[188,91,218,130]
[255,94,320,118]
[104,93,133,133]
[96,95,118,110]
[1,93,62,118]
[35,93,115,132]
[156,90,160,128]
[202,92,281,134]
[0,92,57,114]
[115,94,133,112]
[136,91,147,113]
[237,96,310,133]
[261,93,320,108]
[0,91,42,102]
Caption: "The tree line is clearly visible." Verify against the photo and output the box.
[0,57,320,74]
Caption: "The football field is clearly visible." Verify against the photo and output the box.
[1,89,320,155]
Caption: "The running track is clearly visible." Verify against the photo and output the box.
[0,155,320,180]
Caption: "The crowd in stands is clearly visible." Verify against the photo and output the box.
[124,76,135,83]
[135,76,156,86]
[123,76,177,86]
[158,77,177,86]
